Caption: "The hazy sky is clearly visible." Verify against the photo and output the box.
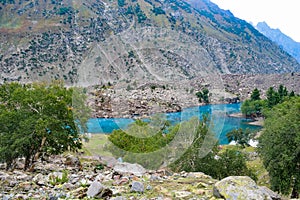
[210,0,300,42]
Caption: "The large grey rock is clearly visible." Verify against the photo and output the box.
[259,186,281,200]
[213,176,281,200]
[87,181,104,197]
[113,162,146,177]
[130,181,144,193]
[100,156,118,168]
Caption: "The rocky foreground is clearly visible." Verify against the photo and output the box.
[0,155,282,200]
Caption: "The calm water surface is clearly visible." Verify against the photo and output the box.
[86,103,261,144]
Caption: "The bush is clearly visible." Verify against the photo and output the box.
[105,115,175,169]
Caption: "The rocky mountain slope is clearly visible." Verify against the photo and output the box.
[0,0,300,85]
[255,21,300,64]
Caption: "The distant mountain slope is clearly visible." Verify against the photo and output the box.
[255,21,300,64]
[0,0,299,84]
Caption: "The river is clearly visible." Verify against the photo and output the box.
[86,103,261,144]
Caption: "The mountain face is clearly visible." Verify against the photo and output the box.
[256,21,300,64]
[0,0,299,85]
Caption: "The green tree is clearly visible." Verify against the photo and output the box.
[196,91,203,103]
[289,90,295,97]
[258,97,300,198]
[196,88,209,104]
[170,116,219,175]
[241,99,266,118]
[250,88,261,101]
[216,148,257,180]
[277,84,288,103]
[170,118,255,180]
[0,81,90,170]
[266,87,279,108]
[202,88,209,103]
[226,128,253,147]
[106,115,175,169]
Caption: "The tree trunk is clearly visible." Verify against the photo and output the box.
[34,136,47,162]
[24,155,31,170]
[291,186,299,198]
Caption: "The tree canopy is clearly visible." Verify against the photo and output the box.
[226,128,254,147]
[250,88,261,101]
[196,88,210,104]
[0,81,90,170]
[241,84,296,118]
[258,97,300,198]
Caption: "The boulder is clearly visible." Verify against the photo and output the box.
[113,162,146,177]
[130,181,144,193]
[259,186,281,200]
[87,181,104,197]
[213,176,281,200]
[65,155,81,168]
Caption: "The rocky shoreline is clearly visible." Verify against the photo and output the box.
[0,154,281,200]
[84,73,300,119]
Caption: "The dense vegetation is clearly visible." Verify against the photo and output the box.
[170,117,256,180]
[240,85,299,197]
[196,88,210,103]
[241,85,296,118]
[0,81,90,170]
[258,96,300,198]
[106,115,177,169]
[107,115,256,180]
[226,128,254,147]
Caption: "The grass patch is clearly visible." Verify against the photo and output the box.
[82,134,112,157]
[247,157,269,187]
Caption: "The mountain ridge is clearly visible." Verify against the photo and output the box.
[0,0,299,85]
[255,21,300,64]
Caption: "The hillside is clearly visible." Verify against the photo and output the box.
[255,21,300,64]
[0,0,300,85]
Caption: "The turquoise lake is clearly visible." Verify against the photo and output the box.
[86,103,261,144]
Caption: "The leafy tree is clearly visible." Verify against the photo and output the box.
[258,97,300,198]
[250,88,261,101]
[196,88,209,104]
[241,99,266,118]
[277,84,288,102]
[215,148,257,180]
[266,87,280,108]
[196,91,203,103]
[226,128,253,147]
[170,116,219,175]
[106,115,175,169]
[202,88,209,103]
[0,81,90,170]
[170,118,256,180]
[289,90,295,97]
